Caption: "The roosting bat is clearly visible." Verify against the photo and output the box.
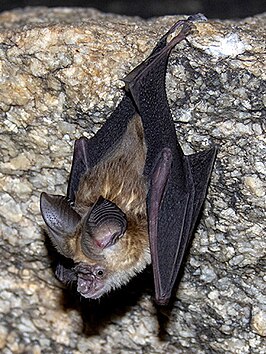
[40,15,217,305]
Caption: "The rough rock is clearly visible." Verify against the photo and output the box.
[0,7,265,354]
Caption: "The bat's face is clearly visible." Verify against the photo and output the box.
[58,262,108,300]
[76,264,106,299]
[41,191,150,299]
[56,238,150,300]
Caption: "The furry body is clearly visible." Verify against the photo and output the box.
[72,115,151,291]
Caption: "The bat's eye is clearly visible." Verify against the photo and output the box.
[96,269,104,278]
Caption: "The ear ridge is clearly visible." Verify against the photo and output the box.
[40,192,81,258]
[81,196,127,256]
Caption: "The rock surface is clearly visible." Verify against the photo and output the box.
[0,7,265,354]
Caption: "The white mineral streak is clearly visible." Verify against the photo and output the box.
[0,7,265,354]
[205,33,252,57]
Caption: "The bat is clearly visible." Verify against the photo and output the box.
[40,14,217,305]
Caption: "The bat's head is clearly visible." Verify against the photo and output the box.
[40,192,150,299]
[55,261,109,299]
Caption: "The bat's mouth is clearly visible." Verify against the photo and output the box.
[77,276,105,299]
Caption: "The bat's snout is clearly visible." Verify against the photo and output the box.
[77,274,105,299]
[77,275,93,295]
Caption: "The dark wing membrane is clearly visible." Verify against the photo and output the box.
[67,17,194,203]
[185,147,217,237]
[152,186,193,304]
[67,96,136,202]
[151,147,217,304]
[147,149,194,304]
[124,18,216,305]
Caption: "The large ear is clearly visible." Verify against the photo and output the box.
[40,192,81,258]
[81,196,127,257]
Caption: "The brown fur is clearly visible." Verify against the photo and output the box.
[71,114,150,283]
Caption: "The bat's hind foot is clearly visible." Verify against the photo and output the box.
[166,13,207,48]
[123,14,207,92]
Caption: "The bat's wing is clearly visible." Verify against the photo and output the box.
[67,96,136,201]
[124,18,217,305]
[67,14,206,202]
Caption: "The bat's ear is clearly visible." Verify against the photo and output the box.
[40,192,81,258]
[81,196,127,255]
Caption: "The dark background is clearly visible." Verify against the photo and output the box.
[0,0,265,19]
